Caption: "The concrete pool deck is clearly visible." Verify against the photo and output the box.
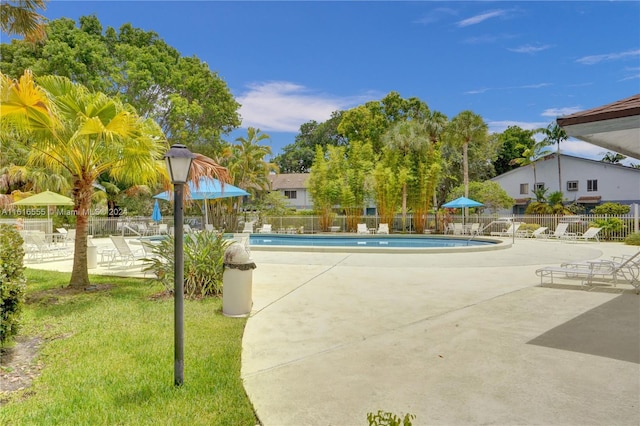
[26,237,640,425]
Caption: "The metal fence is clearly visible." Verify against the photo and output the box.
[12,211,640,241]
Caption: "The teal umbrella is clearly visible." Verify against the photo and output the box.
[443,197,484,225]
[152,200,162,222]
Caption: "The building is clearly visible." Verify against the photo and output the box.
[491,153,640,214]
[267,173,312,210]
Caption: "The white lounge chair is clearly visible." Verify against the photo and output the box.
[469,223,481,236]
[242,221,254,233]
[377,223,389,234]
[561,227,602,242]
[357,223,370,234]
[452,223,464,235]
[23,232,71,261]
[490,222,520,237]
[257,224,272,233]
[531,226,549,238]
[109,236,145,268]
[539,222,570,239]
[536,250,640,293]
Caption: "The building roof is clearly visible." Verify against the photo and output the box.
[557,94,640,159]
[268,173,309,190]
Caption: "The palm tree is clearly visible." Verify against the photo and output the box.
[509,139,551,191]
[1,70,167,288]
[0,0,47,42]
[447,111,488,198]
[601,152,627,163]
[541,123,567,193]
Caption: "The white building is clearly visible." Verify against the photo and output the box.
[267,173,312,210]
[491,153,640,214]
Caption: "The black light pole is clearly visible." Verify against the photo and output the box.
[164,144,195,387]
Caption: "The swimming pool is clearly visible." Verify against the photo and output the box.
[248,234,508,253]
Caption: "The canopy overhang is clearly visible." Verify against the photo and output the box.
[557,94,640,159]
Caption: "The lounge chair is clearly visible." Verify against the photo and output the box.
[157,223,168,235]
[257,224,272,233]
[377,223,389,234]
[535,250,640,293]
[241,221,254,233]
[23,232,71,261]
[357,223,370,234]
[469,223,481,236]
[561,227,602,242]
[108,235,145,268]
[452,223,464,235]
[539,222,570,239]
[490,222,521,237]
[531,226,549,238]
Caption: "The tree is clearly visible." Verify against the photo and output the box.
[0,0,47,42]
[445,111,488,198]
[509,139,551,189]
[449,181,513,214]
[1,15,241,152]
[308,146,344,231]
[1,70,168,287]
[274,111,346,173]
[540,123,567,193]
[601,152,627,164]
[494,126,537,176]
[342,141,374,231]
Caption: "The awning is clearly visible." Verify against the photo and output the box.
[514,198,531,205]
[576,196,602,203]
[557,94,640,159]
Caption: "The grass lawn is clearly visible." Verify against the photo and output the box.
[0,269,257,425]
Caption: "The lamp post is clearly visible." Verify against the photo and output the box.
[164,143,195,387]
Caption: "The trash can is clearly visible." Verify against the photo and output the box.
[87,236,97,269]
[222,242,256,317]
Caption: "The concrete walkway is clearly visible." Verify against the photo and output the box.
[27,238,640,425]
[242,239,639,425]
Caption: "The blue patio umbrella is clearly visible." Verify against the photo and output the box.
[152,200,162,222]
[442,196,484,225]
[154,177,249,224]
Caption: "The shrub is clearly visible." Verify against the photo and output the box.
[518,223,541,233]
[0,224,27,346]
[590,217,625,240]
[592,202,630,215]
[144,231,232,299]
[367,410,415,426]
[625,232,640,246]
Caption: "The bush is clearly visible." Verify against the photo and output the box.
[0,224,27,346]
[590,217,625,240]
[592,202,630,215]
[367,410,415,426]
[625,232,640,246]
[144,231,232,299]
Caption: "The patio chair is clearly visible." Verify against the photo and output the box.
[357,223,370,234]
[536,250,640,293]
[242,221,254,233]
[469,223,481,236]
[257,224,272,233]
[531,226,549,238]
[157,223,168,235]
[108,235,145,268]
[23,232,71,261]
[561,227,602,242]
[452,223,464,235]
[539,222,570,239]
[490,222,521,237]
[377,223,389,234]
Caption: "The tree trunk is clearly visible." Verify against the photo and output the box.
[69,177,93,288]
[401,183,407,232]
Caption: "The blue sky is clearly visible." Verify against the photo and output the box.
[6,1,640,163]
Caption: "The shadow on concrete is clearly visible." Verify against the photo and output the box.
[527,294,640,364]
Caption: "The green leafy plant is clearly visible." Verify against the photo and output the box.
[590,217,625,241]
[624,232,640,246]
[367,410,416,426]
[144,231,231,299]
[0,224,27,346]
[592,202,631,215]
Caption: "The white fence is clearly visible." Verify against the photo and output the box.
[10,211,640,241]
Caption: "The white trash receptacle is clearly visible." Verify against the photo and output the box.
[222,243,256,317]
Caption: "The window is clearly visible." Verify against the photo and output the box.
[284,190,297,199]
[587,180,598,192]
[567,181,578,191]
[534,183,545,191]
[519,183,529,195]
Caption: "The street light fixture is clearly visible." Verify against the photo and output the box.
[164,143,195,387]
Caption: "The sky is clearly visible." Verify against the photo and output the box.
[4,1,640,164]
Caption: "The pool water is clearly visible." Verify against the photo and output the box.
[249,234,494,248]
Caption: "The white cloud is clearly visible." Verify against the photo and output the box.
[541,107,583,117]
[465,82,551,95]
[576,48,640,65]
[414,7,457,25]
[457,10,507,27]
[507,44,552,54]
[236,81,365,132]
